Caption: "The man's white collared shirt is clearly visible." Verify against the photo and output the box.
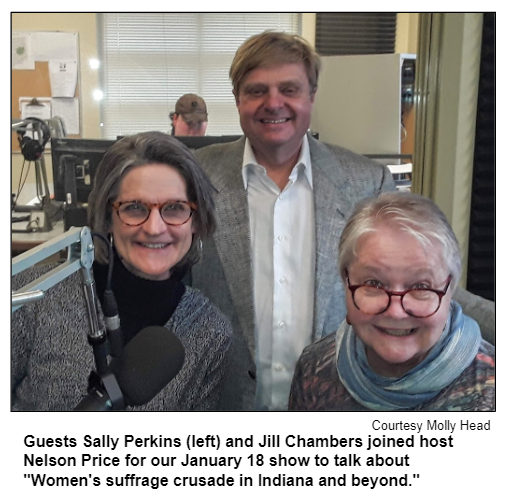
[242,136,315,410]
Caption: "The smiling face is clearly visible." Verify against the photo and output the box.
[111,163,194,280]
[235,62,315,161]
[346,224,453,378]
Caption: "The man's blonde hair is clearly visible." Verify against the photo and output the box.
[230,31,321,96]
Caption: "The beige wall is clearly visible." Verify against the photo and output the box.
[301,13,317,45]
[396,13,419,53]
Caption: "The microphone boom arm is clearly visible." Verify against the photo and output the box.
[12,226,106,351]
[13,227,91,307]
[12,226,126,409]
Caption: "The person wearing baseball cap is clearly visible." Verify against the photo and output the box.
[170,94,208,136]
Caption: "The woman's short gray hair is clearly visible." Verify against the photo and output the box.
[87,131,216,277]
[338,192,462,290]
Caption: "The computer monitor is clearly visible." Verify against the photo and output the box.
[174,135,242,150]
[51,138,117,204]
[51,134,243,204]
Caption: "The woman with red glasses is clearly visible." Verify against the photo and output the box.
[289,192,494,411]
[12,132,231,411]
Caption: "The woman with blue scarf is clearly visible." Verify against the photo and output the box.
[289,192,495,411]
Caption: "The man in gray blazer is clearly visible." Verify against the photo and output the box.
[192,31,396,411]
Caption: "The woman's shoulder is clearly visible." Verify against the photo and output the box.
[478,338,495,359]
[172,286,232,339]
[422,339,495,411]
[472,338,495,388]
[290,333,365,411]
[13,262,59,288]
[13,263,84,321]
[470,338,495,382]
[299,334,335,366]
[13,262,81,292]
[293,334,336,388]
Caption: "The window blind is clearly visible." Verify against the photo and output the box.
[315,13,396,56]
[98,13,300,139]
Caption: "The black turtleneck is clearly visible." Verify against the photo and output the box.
[93,251,185,345]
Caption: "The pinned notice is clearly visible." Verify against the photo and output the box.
[49,60,78,98]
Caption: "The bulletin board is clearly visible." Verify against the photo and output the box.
[12,31,81,152]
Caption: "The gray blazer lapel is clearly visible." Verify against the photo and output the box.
[311,139,348,340]
[309,135,397,339]
[203,139,256,356]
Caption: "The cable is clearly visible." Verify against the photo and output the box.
[13,158,31,211]
[90,232,114,289]
[49,203,64,221]
[91,231,122,358]
[11,215,30,223]
[26,218,40,231]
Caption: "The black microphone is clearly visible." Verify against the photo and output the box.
[74,326,185,411]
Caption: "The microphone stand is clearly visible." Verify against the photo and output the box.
[12,226,125,410]
[74,235,125,410]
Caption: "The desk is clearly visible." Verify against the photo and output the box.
[12,220,64,253]
[12,182,65,253]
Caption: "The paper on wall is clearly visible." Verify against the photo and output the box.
[20,98,52,121]
[49,61,78,97]
[52,98,80,135]
[12,32,34,70]
[31,32,78,62]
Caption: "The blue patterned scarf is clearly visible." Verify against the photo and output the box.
[335,301,481,410]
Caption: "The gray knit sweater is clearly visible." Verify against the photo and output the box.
[12,268,232,411]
